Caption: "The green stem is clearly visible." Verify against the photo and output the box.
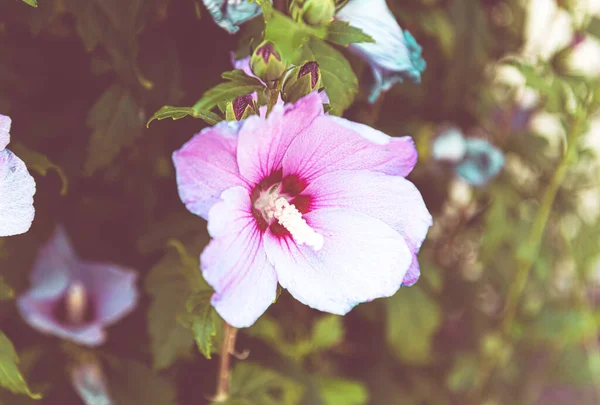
[472,112,585,400]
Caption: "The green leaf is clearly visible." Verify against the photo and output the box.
[145,242,197,370]
[310,315,344,351]
[221,363,304,405]
[586,16,600,39]
[9,144,68,196]
[0,277,13,301]
[184,291,218,359]
[21,0,38,7]
[326,20,374,47]
[106,357,179,405]
[256,0,326,63]
[318,377,368,405]
[527,308,598,347]
[445,354,480,393]
[192,70,265,113]
[0,331,41,399]
[247,314,343,360]
[85,84,144,175]
[386,287,442,365]
[299,38,358,115]
[62,0,153,86]
[146,106,222,128]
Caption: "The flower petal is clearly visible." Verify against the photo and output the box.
[231,55,254,78]
[71,362,113,405]
[202,186,277,327]
[455,138,505,186]
[264,208,412,315]
[0,149,36,237]
[173,121,247,220]
[203,0,262,34]
[236,92,323,184]
[81,263,138,324]
[432,127,467,163]
[282,115,417,182]
[302,170,432,285]
[0,114,10,150]
[17,295,106,346]
[337,0,426,102]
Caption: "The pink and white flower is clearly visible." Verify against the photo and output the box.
[18,226,138,346]
[173,92,432,327]
[0,114,36,237]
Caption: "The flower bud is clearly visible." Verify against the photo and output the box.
[225,94,259,121]
[250,41,288,82]
[290,0,336,27]
[282,61,322,104]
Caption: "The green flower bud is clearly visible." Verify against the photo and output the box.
[282,61,322,103]
[250,41,288,82]
[225,94,259,121]
[290,0,336,27]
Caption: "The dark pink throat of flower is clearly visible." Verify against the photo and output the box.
[250,169,313,239]
[256,42,281,63]
[298,61,319,88]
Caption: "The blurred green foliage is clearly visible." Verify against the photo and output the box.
[0,0,599,404]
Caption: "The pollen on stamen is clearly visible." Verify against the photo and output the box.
[270,196,324,251]
[65,282,88,325]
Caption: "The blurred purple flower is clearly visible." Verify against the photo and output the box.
[71,361,114,405]
[173,92,432,327]
[18,226,138,346]
[0,113,36,237]
[336,0,426,103]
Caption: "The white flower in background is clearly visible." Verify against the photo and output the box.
[0,113,36,237]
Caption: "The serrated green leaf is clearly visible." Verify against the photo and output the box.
[221,363,304,405]
[386,287,441,365]
[311,315,344,351]
[0,332,41,399]
[299,38,358,115]
[106,357,179,405]
[145,245,195,370]
[185,291,218,359]
[85,84,144,175]
[0,277,13,301]
[21,0,38,7]
[318,377,368,405]
[62,0,152,86]
[326,20,374,47]
[9,144,68,196]
[192,70,264,113]
[146,106,222,128]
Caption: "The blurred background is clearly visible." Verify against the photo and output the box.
[0,0,599,404]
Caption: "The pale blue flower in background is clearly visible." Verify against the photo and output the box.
[456,138,505,187]
[432,127,467,163]
[71,362,114,405]
[18,226,138,346]
[203,0,264,34]
[336,0,426,103]
[432,127,505,187]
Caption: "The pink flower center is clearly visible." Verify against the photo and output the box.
[251,170,323,250]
